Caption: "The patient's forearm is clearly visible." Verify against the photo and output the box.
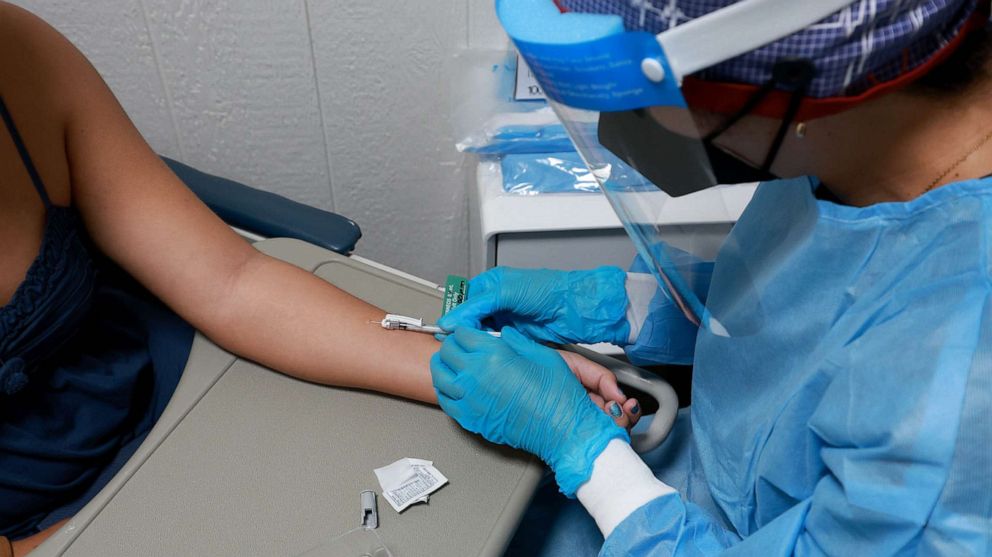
[199,251,439,403]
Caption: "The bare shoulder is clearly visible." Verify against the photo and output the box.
[0,2,92,109]
[0,2,99,205]
[0,2,63,76]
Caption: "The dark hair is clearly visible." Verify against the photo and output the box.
[909,23,992,96]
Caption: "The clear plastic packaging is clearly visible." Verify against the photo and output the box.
[497,151,660,196]
[499,151,600,195]
[450,50,573,155]
[296,527,393,557]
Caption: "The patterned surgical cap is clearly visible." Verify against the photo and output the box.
[557,0,983,98]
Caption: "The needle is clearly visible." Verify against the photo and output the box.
[377,314,501,337]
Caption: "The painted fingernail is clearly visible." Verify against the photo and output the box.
[630,403,640,415]
[609,402,623,418]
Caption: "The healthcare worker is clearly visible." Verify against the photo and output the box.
[432,0,992,555]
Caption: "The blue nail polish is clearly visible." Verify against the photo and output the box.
[631,403,640,415]
[609,402,623,418]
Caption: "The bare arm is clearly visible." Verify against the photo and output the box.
[8,4,437,402]
[62,51,439,402]
[5,4,643,409]
[202,254,441,401]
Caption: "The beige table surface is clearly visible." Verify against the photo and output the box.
[33,239,542,557]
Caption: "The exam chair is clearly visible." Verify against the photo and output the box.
[163,157,362,255]
[32,159,677,557]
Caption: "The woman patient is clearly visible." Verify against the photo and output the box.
[0,4,639,554]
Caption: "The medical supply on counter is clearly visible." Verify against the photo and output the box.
[373,458,449,513]
[499,152,600,195]
[451,49,573,156]
[360,490,378,530]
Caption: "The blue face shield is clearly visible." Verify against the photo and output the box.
[496,0,855,335]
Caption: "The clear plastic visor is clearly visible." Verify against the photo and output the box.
[550,99,763,336]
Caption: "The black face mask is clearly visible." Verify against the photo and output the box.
[597,59,815,197]
[703,141,780,184]
[702,59,816,183]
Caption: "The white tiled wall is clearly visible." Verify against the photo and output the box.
[12,0,507,283]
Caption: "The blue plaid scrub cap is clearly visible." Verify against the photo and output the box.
[557,0,988,114]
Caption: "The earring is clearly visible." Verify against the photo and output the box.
[795,122,807,138]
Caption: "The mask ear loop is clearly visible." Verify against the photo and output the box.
[760,60,816,172]
[702,79,777,144]
[702,59,816,172]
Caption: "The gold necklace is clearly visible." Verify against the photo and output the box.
[923,129,992,195]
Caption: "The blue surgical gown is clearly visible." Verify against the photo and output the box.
[518,176,992,556]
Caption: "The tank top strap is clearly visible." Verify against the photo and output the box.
[0,95,52,208]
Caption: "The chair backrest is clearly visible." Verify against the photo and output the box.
[163,157,362,255]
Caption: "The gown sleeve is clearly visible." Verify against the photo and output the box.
[601,287,992,556]
[624,254,711,366]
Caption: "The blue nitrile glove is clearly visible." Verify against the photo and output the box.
[436,266,630,345]
[431,327,629,497]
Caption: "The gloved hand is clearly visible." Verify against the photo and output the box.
[431,327,629,497]
[437,266,630,345]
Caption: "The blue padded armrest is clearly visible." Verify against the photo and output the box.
[163,157,362,255]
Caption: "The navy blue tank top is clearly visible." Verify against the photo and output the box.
[0,96,193,538]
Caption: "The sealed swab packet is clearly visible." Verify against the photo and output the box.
[373,458,448,513]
